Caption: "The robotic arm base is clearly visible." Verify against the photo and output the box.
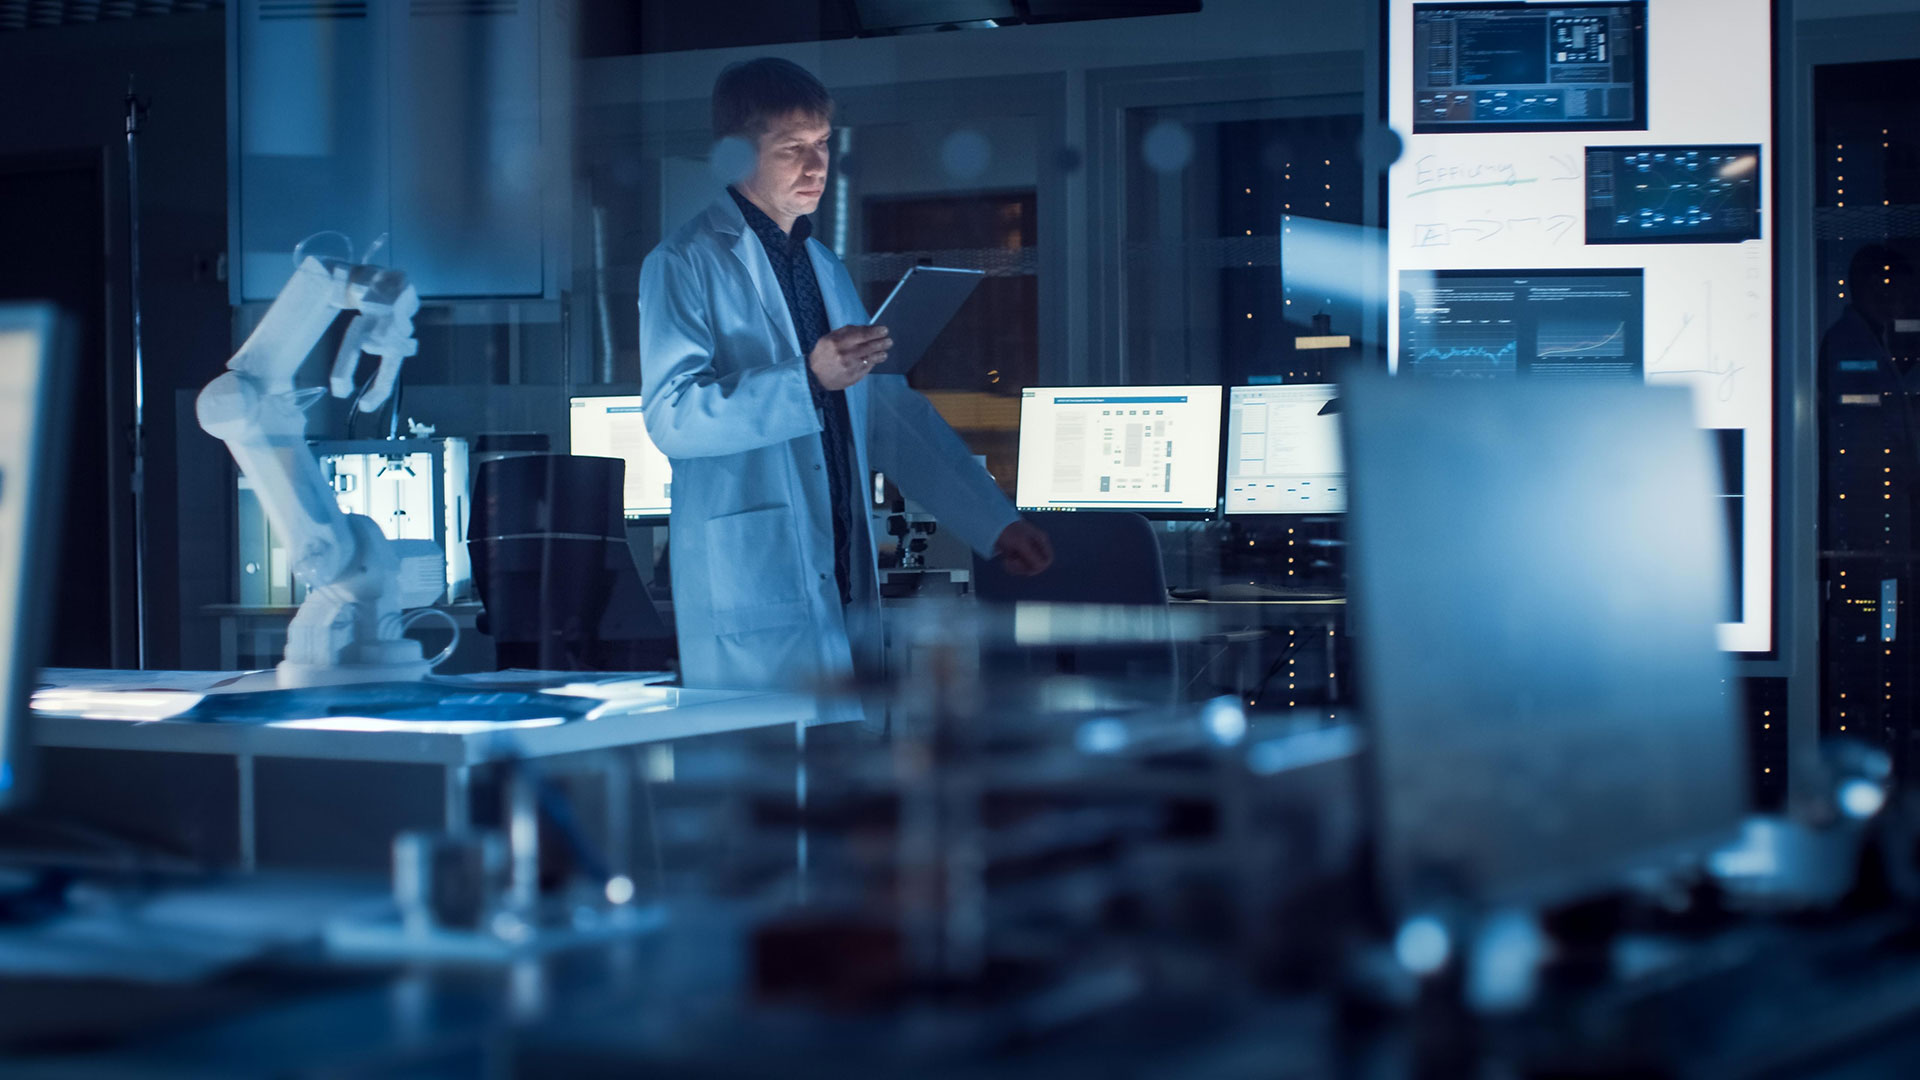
[276,656,433,689]
[274,514,434,689]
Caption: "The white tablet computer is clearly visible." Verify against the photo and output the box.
[866,266,985,375]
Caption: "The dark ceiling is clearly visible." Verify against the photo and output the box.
[0,0,221,32]
[575,0,1202,58]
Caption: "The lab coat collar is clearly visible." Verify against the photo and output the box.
[712,193,859,335]
[706,195,802,357]
[809,243,859,331]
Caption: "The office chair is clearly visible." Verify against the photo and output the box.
[970,511,1175,694]
[468,454,675,673]
[972,511,1168,606]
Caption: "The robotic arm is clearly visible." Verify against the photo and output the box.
[198,255,443,686]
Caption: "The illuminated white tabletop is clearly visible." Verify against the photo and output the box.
[27,670,818,869]
[30,670,815,767]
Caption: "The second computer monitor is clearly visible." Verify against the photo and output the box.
[1226,384,1345,515]
[1015,385,1223,514]
[568,395,672,520]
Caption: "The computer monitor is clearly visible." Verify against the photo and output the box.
[0,304,73,808]
[1226,384,1344,515]
[1411,2,1648,134]
[1585,145,1763,245]
[1398,268,1645,381]
[1015,385,1223,515]
[568,395,672,520]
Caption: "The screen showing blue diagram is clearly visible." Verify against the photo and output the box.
[1585,145,1762,244]
[1412,3,1647,133]
[1399,268,1644,380]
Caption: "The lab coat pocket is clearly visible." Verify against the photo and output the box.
[705,505,810,635]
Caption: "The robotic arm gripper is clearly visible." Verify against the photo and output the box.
[198,255,442,687]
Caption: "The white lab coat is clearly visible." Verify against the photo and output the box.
[638,193,1019,697]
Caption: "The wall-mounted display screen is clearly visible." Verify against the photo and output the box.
[1411,2,1648,134]
[1015,386,1223,514]
[1585,145,1762,244]
[1399,268,1644,380]
[1226,384,1345,514]
[1389,0,1774,653]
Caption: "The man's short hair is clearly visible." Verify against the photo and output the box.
[712,58,833,141]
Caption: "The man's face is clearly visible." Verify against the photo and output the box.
[739,110,832,230]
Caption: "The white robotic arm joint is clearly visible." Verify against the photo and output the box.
[198,255,446,687]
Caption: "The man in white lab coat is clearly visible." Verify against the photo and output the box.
[639,57,1053,696]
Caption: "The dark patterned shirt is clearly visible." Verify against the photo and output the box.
[728,187,857,606]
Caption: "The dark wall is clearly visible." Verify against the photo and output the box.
[0,157,111,666]
[0,13,230,669]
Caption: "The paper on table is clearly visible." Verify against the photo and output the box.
[35,668,265,693]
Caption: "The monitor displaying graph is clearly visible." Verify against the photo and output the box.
[1398,269,1644,380]
[1226,384,1345,514]
[569,395,673,519]
[1586,145,1762,244]
[1015,386,1223,514]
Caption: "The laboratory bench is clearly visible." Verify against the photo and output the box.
[23,670,814,877]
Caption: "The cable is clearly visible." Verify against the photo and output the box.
[1180,643,1235,695]
[1247,635,1312,706]
[499,757,616,888]
[342,364,377,439]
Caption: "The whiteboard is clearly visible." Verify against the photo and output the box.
[1385,0,1775,654]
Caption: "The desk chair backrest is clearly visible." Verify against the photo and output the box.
[971,511,1173,693]
[971,511,1167,606]
[469,454,673,672]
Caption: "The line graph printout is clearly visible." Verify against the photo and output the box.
[1016,386,1223,513]
[1400,269,1644,380]
[1389,0,1775,653]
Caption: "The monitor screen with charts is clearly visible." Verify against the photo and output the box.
[1227,384,1344,514]
[569,396,673,519]
[1585,144,1762,244]
[1016,386,1223,514]
[1398,268,1645,381]
[1411,2,1648,134]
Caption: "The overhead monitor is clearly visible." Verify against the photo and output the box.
[1411,2,1648,134]
[1585,144,1762,244]
[0,304,72,809]
[1015,386,1223,514]
[1226,384,1345,514]
[1389,0,1775,654]
[568,395,672,520]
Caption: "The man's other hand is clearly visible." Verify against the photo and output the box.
[809,325,891,391]
[993,519,1054,576]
